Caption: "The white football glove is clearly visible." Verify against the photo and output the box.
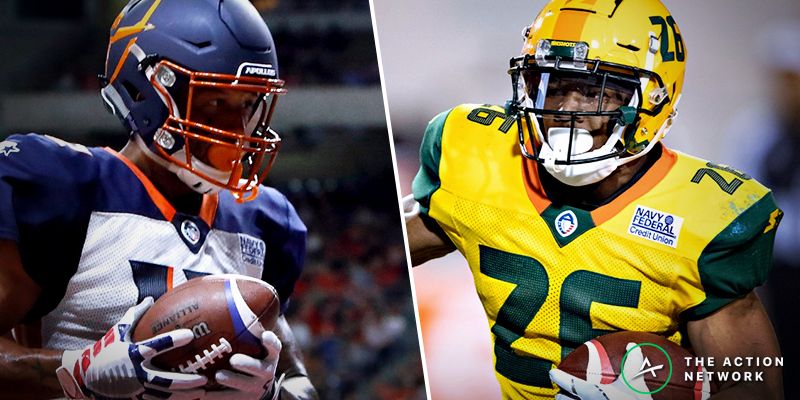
[550,342,654,400]
[55,297,208,400]
[402,194,420,222]
[205,331,284,400]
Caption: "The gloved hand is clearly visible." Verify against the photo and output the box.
[402,194,420,221]
[550,342,655,400]
[205,331,284,400]
[55,297,208,400]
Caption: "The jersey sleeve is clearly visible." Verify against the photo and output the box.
[0,134,96,238]
[258,189,307,314]
[0,134,98,319]
[412,109,452,215]
[0,135,43,241]
[680,192,782,320]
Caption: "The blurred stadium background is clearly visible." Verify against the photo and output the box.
[0,1,424,399]
[373,0,800,398]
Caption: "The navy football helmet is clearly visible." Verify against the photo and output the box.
[101,0,285,201]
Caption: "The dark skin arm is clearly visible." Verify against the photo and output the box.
[687,291,783,400]
[0,240,63,399]
[273,317,318,400]
[406,213,456,266]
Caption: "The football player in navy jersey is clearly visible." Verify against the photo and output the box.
[0,0,317,399]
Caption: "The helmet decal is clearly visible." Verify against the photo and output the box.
[105,0,161,83]
[235,63,277,79]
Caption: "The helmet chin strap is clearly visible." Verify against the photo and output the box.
[132,133,228,195]
[170,150,228,195]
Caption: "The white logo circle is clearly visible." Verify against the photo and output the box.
[181,220,201,245]
[555,210,578,237]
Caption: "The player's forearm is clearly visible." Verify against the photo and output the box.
[410,246,453,266]
[274,316,317,399]
[0,337,63,399]
[688,293,784,400]
[406,214,456,266]
[711,379,783,400]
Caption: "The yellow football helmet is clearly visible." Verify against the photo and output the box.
[507,0,686,186]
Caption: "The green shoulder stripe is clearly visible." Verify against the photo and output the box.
[412,109,452,214]
[681,193,783,320]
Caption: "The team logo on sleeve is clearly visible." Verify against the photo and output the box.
[0,140,20,156]
[555,210,578,237]
[628,205,684,248]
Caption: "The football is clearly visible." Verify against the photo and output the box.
[558,331,713,399]
[131,274,280,378]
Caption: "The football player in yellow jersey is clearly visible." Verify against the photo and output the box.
[405,0,784,399]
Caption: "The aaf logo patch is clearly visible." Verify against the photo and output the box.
[628,205,684,248]
[555,210,578,237]
[239,235,266,267]
[0,140,20,156]
[180,220,201,245]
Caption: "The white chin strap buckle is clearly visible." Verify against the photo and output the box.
[547,127,593,159]
[539,127,621,186]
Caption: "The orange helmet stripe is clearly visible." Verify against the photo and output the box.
[109,9,125,32]
[552,9,591,42]
[109,0,162,45]
[108,37,138,84]
[106,0,163,84]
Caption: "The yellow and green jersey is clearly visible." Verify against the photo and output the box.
[412,104,782,399]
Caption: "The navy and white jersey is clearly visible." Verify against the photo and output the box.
[0,134,306,351]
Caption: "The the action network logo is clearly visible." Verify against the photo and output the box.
[619,342,673,395]
[632,356,664,380]
[684,356,783,383]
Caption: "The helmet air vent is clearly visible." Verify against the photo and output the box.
[184,39,212,49]
[559,7,597,14]
[121,80,145,103]
[616,42,640,52]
